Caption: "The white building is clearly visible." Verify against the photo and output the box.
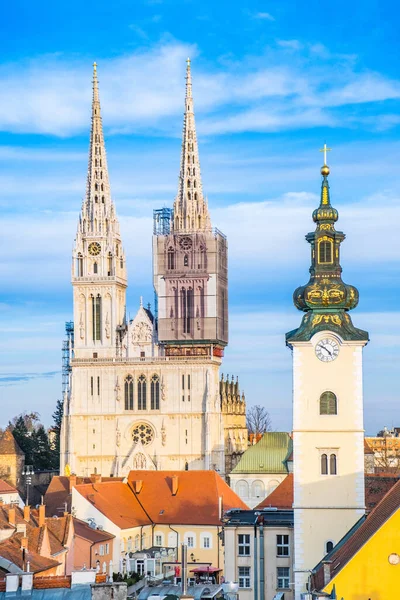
[286,154,369,599]
[60,61,246,477]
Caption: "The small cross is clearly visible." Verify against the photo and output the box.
[319,143,332,166]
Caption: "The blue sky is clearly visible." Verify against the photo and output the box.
[0,0,399,433]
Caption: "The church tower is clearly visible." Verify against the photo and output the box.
[72,63,127,358]
[153,59,228,353]
[286,148,369,599]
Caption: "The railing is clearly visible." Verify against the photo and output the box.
[71,354,219,365]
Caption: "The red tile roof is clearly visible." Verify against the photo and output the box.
[73,518,115,542]
[127,470,248,525]
[255,475,293,510]
[0,480,17,494]
[74,481,150,529]
[312,478,400,592]
[0,534,60,574]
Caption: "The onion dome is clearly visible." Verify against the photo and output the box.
[286,146,368,342]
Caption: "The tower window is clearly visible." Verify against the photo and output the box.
[97,376,100,396]
[77,253,83,277]
[181,288,193,334]
[108,252,113,276]
[92,295,102,341]
[326,540,334,553]
[151,375,160,410]
[167,247,175,270]
[321,452,337,475]
[124,375,134,410]
[184,254,189,267]
[320,391,337,415]
[330,453,337,475]
[138,375,147,410]
[94,262,98,274]
[90,377,94,396]
[318,239,333,264]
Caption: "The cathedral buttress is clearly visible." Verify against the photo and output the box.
[72,64,127,357]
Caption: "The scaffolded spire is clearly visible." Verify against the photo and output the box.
[173,58,211,233]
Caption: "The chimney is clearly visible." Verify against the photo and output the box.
[171,475,179,496]
[133,480,143,494]
[69,474,77,493]
[323,561,331,586]
[90,473,102,484]
[23,506,30,522]
[21,536,28,551]
[8,507,15,527]
[38,504,45,528]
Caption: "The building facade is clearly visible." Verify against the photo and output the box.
[286,151,369,599]
[60,61,246,478]
[223,508,294,600]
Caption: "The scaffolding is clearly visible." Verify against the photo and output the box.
[153,207,173,236]
[62,321,74,397]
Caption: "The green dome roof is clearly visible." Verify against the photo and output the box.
[232,432,292,474]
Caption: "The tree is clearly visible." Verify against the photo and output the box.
[10,415,34,465]
[246,405,272,437]
[49,399,64,470]
[31,426,53,471]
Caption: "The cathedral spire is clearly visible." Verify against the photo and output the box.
[173,59,211,233]
[83,62,113,231]
[286,146,368,342]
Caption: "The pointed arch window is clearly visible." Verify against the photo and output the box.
[95,195,98,203]
[92,295,102,341]
[151,375,160,410]
[184,254,189,267]
[167,247,175,270]
[77,253,83,277]
[138,375,147,410]
[320,391,337,415]
[93,262,98,274]
[318,238,333,264]
[108,252,113,276]
[124,375,134,410]
[321,453,328,475]
[182,287,194,334]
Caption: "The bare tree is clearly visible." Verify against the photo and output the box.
[246,405,272,436]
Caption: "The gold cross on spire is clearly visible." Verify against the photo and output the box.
[319,143,332,166]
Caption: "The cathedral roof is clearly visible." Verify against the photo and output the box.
[231,432,292,475]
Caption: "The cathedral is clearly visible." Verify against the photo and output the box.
[60,61,248,478]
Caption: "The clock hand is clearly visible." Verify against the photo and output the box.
[324,346,333,357]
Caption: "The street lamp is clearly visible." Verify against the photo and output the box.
[22,465,34,505]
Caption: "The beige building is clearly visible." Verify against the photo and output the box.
[286,154,369,599]
[0,430,25,490]
[60,61,247,478]
[224,508,294,600]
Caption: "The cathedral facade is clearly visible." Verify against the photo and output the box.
[60,61,247,478]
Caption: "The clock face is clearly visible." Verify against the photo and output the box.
[315,337,340,362]
[179,236,193,250]
[88,242,101,256]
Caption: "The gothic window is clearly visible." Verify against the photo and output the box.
[101,184,104,191]
[187,192,191,200]
[151,375,160,410]
[120,258,123,269]
[95,183,98,191]
[330,453,337,475]
[95,195,98,203]
[77,253,83,277]
[185,462,189,471]
[102,196,105,203]
[94,262,98,274]
[181,288,193,334]
[194,180,196,188]
[187,180,191,187]
[124,375,134,410]
[184,254,189,267]
[108,252,113,276]
[193,168,196,176]
[137,375,147,410]
[167,247,175,270]
[92,295,102,341]
[321,453,328,475]
[318,239,333,264]
[320,391,337,415]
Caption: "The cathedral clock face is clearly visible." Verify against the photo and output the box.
[88,242,101,256]
[179,236,193,250]
[315,337,339,362]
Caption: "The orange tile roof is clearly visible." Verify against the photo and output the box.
[127,470,248,525]
[0,534,60,574]
[44,476,123,517]
[255,474,293,510]
[74,481,150,529]
[73,518,115,542]
[0,430,24,456]
[0,479,17,494]
[312,478,400,592]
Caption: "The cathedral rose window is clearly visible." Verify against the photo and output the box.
[132,423,154,446]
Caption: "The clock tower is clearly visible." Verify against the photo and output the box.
[286,148,369,599]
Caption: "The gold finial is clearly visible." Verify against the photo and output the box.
[93,61,97,72]
[186,57,191,68]
[319,142,331,176]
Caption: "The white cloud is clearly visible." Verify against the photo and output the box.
[254,12,275,21]
[0,40,398,137]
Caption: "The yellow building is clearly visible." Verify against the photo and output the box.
[311,479,400,599]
